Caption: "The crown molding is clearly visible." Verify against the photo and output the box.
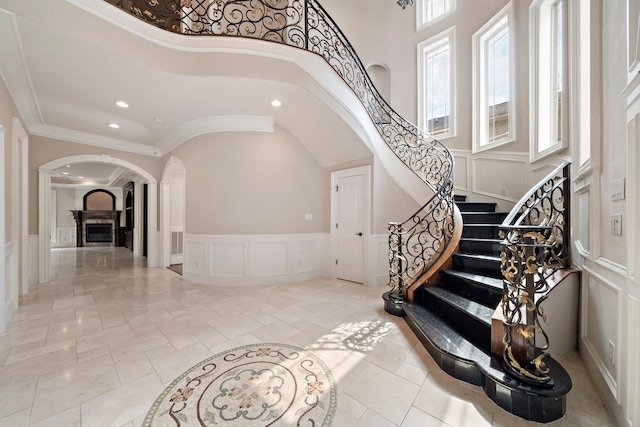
[156,115,274,154]
[0,9,44,128]
[30,123,161,157]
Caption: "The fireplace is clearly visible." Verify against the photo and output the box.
[86,223,113,243]
[70,210,122,247]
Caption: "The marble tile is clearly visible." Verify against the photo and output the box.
[80,374,164,427]
[332,392,367,427]
[206,312,262,339]
[30,406,81,427]
[354,409,398,427]
[344,363,420,425]
[412,373,493,427]
[401,407,450,427]
[0,378,37,418]
[0,408,30,427]
[29,354,121,423]
[0,248,616,427]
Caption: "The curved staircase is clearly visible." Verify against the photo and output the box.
[403,195,571,423]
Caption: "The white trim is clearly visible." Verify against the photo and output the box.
[417,27,456,140]
[330,165,371,285]
[29,123,160,157]
[472,2,516,153]
[529,0,569,163]
[38,154,159,282]
[416,0,456,31]
[581,265,623,403]
[14,118,29,294]
[183,233,325,286]
[0,10,44,128]
[156,116,274,155]
[594,257,629,278]
[160,157,187,268]
[627,295,639,427]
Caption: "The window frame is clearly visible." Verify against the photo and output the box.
[472,2,516,153]
[417,26,456,140]
[417,0,455,31]
[530,0,568,162]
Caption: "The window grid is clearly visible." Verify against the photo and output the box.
[553,0,563,143]
[472,4,514,152]
[418,28,455,139]
[486,25,509,144]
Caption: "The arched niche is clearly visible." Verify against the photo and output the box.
[367,63,391,103]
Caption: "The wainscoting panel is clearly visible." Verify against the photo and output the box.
[250,241,288,278]
[185,240,208,277]
[371,234,390,286]
[453,154,469,192]
[627,295,639,427]
[582,267,622,401]
[209,242,245,277]
[291,239,322,275]
[184,234,324,286]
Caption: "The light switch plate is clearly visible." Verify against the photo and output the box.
[610,178,625,201]
[610,214,622,235]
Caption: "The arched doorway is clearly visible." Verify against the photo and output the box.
[38,154,159,283]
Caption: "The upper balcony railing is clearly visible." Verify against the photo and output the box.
[105,0,457,299]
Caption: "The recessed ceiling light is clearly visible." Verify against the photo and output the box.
[78,176,84,179]
[108,123,120,129]
[62,172,70,176]
[271,99,282,107]
[66,165,71,168]
[116,101,129,108]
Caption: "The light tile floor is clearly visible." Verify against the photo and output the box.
[0,247,616,427]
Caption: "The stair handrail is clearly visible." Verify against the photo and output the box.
[498,162,571,385]
[103,0,458,300]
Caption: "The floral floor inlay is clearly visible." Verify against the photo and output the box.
[143,343,336,426]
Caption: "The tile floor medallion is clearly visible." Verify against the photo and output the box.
[0,248,618,426]
[142,343,336,426]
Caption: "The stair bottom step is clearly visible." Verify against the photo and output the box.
[403,301,572,423]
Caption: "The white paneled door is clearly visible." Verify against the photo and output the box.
[335,172,365,283]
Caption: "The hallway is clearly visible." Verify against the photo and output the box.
[0,248,615,426]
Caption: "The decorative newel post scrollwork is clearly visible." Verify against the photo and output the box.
[500,227,554,385]
[499,162,571,386]
[388,222,405,304]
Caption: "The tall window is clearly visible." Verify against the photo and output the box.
[418,28,455,139]
[473,3,514,152]
[418,0,455,29]
[530,0,567,161]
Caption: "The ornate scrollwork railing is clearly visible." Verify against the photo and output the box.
[104,0,457,304]
[499,162,571,385]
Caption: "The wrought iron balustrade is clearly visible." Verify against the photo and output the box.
[499,162,571,385]
[104,0,457,304]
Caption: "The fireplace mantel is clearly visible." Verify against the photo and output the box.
[70,210,122,247]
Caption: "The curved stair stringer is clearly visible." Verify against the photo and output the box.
[68,0,435,206]
[406,204,463,302]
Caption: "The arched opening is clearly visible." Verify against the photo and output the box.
[38,154,158,283]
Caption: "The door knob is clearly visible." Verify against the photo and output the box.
[356,232,363,236]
